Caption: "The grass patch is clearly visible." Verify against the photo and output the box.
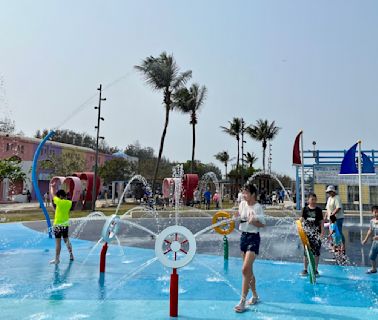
[0,204,138,223]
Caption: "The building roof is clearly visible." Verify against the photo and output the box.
[1,132,104,154]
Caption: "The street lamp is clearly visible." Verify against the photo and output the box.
[241,118,246,185]
[92,84,106,211]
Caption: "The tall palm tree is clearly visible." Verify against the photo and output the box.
[135,52,192,190]
[246,119,280,172]
[245,152,258,168]
[214,151,230,178]
[173,83,207,173]
[220,118,243,175]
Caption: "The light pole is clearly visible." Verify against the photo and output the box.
[92,84,106,211]
[268,143,272,174]
[241,118,246,186]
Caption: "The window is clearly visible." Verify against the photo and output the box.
[347,186,359,203]
[370,186,378,205]
[20,145,24,154]
[6,143,11,151]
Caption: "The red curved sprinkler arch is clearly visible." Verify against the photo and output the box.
[73,172,101,210]
[162,178,174,198]
[49,176,85,209]
[182,174,199,204]
[64,176,82,202]
[49,176,65,203]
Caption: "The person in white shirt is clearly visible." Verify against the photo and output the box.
[325,185,345,252]
[233,183,266,313]
[235,188,243,207]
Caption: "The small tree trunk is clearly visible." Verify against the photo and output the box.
[262,140,267,172]
[191,120,196,173]
[152,102,170,192]
[236,137,240,188]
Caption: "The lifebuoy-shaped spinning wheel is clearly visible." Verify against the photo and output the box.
[101,214,120,243]
[155,226,196,269]
[212,211,235,235]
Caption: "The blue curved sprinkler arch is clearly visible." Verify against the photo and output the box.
[31,130,55,238]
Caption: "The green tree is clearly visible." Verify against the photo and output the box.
[214,151,230,178]
[36,129,116,154]
[182,161,222,180]
[173,83,207,173]
[245,152,258,168]
[0,159,26,182]
[220,118,243,177]
[135,52,192,191]
[125,141,155,160]
[98,158,136,185]
[40,152,86,177]
[246,119,280,172]
[228,166,256,182]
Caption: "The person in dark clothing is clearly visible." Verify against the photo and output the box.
[26,190,32,203]
[300,193,324,276]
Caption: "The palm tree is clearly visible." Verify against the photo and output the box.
[214,151,230,178]
[173,83,207,173]
[246,119,280,172]
[135,52,192,190]
[245,152,258,168]
[220,118,243,175]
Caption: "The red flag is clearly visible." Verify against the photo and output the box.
[292,131,302,166]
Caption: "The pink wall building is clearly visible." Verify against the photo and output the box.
[0,133,116,202]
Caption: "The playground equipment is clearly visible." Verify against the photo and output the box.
[155,225,197,317]
[212,211,235,260]
[182,174,199,205]
[296,220,316,284]
[163,174,199,206]
[100,214,120,273]
[48,172,101,210]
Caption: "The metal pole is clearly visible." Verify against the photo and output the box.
[241,119,245,186]
[358,140,363,226]
[170,268,179,317]
[296,166,300,211]
[223,235,229,260]
[300,130,305,210]
[92,84,106,211]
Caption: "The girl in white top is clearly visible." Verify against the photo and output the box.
[233,183,266,313]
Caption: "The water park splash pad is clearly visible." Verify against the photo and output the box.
[1,166,378,319]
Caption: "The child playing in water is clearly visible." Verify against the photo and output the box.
[361,205,378,274]
[328,214,342,254]
[233,183,266,313]
[50,189,74,265]
[300,193,324,276]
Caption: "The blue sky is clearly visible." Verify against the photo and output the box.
[1,0,377,177]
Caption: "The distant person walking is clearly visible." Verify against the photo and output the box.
[193,188,200,208]
[213,191,220,209]
[50,190,74,265]
[204,189,211,210]
[26,190,32,203]
[362,206,378,274]
[236,188,243,207]
[44,191,50,207]
[326,185,345,252]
